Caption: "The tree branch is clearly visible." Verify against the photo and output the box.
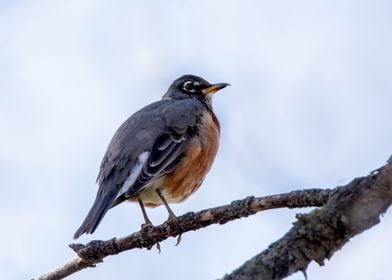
[37,157,392,280]
[222,161,392,280]
[37,189,332,280]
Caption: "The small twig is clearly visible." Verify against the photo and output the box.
[37,189,331,280]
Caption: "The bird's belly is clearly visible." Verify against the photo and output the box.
[129,112,220,207]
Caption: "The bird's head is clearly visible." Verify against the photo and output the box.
[163,74,230,106]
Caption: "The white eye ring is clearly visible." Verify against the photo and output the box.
[183,81,196,92]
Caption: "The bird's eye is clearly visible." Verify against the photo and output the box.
[183,81,195,92]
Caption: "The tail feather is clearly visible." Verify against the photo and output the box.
[73,190,118,239]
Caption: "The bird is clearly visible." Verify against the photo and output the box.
[73,74,230,239]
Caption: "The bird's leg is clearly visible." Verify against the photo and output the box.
[156,189,176,221]
[137,195,153,228]
[156,189,182,245]
[137,195,161,253]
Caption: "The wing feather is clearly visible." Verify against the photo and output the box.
[75,98,206,237]
[124,133,188,196]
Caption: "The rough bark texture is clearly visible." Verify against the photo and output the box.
[37,189,331,280]
[36,158,392,280]
[222,162,392,280]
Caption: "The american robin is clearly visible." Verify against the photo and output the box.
[74,74,229,239]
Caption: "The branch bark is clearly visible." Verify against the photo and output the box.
[36,157,392,280]
[37,189,331,280]
[222,161,392,280]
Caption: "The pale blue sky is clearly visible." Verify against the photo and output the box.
[1,1,392,279]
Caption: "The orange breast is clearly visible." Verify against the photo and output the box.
[162,111,220,203]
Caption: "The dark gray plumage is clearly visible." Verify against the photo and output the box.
[74,75,229,239]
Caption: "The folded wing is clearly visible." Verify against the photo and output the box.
[73,99,205,238]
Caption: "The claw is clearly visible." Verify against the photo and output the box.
[156,242,161,254]
[175,234,182,246]
[141,222,154,230]
[167,213,177,222]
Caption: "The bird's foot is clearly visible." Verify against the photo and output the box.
[167,213,177,222]
[140,221,154,231]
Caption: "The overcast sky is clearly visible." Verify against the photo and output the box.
[1,1,392,279]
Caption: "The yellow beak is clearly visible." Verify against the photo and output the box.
[201,83,231,94]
